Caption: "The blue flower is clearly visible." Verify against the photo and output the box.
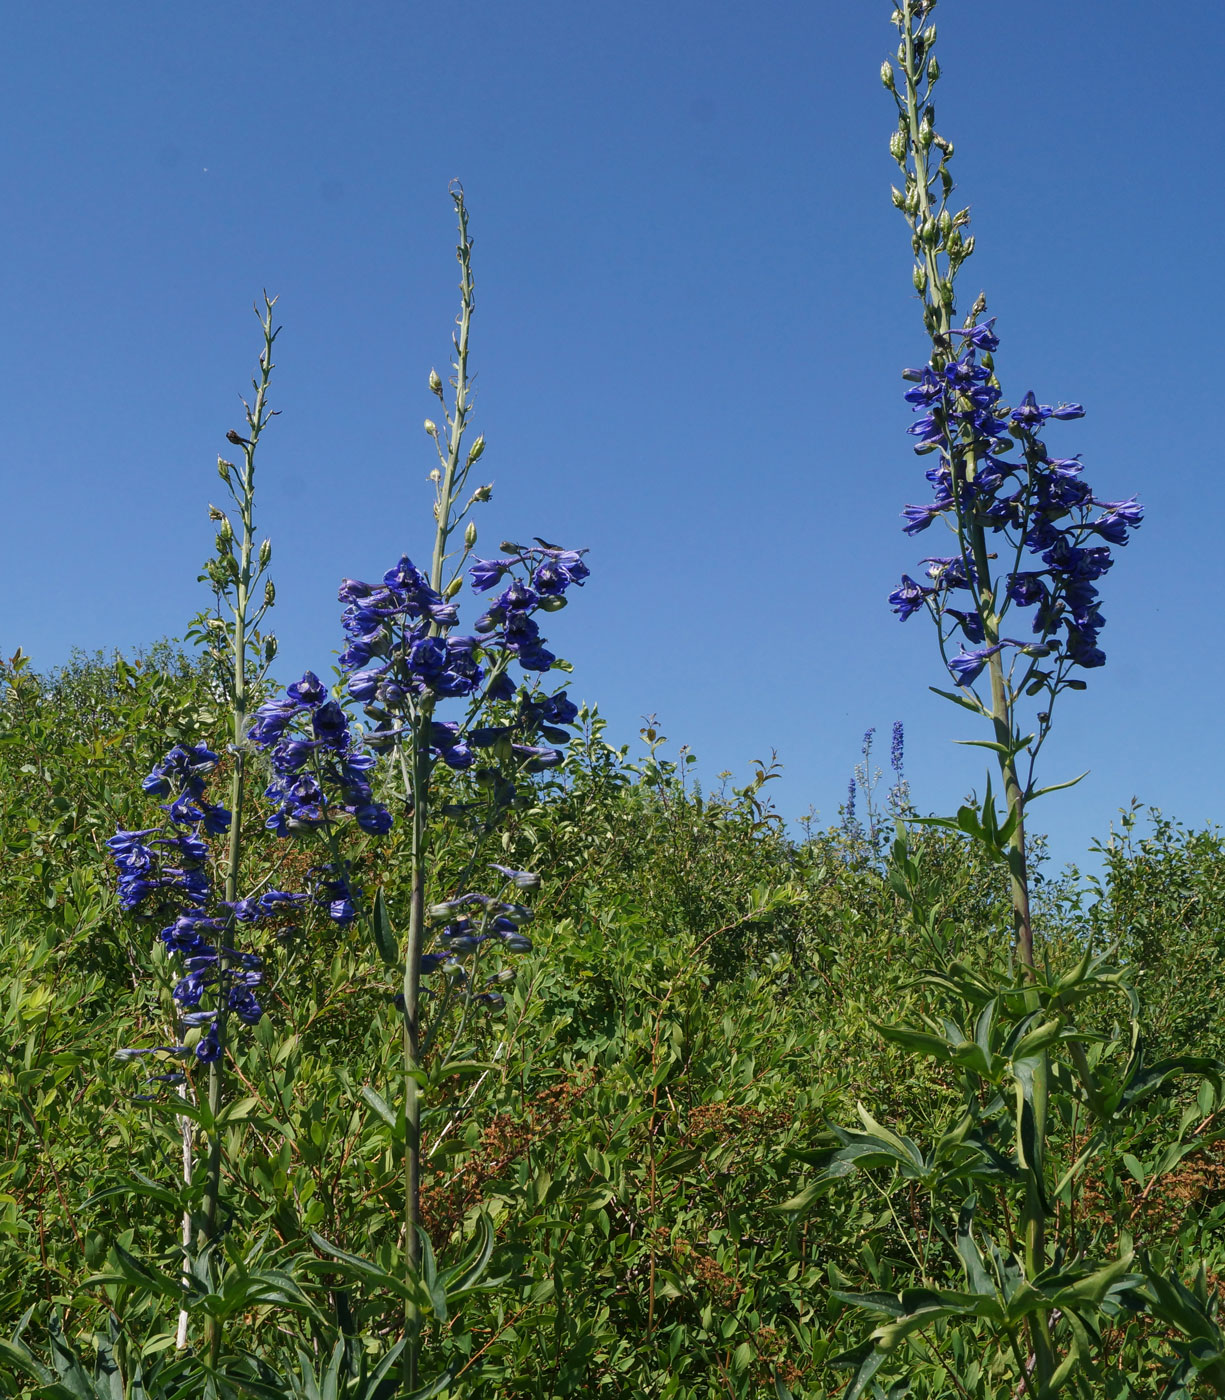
[903,368,943,406]
[902,501,948,535]
[287,672,328,706]
[354,803,393,834]
[889,575,931,620]
[490,862,542,891]
[948,644,1003,688]
[951,318,1000,352]
[469,557,509,592]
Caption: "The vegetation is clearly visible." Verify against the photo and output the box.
[2,646,1225,1397]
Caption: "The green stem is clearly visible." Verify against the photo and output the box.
[401,188,476,1395]
[898,6,1056,1387]
[199,300,277,1369]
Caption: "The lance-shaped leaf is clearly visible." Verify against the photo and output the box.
[1011,1053,1051,1213]
[371,886,399,968]
[955,1195,995,1297]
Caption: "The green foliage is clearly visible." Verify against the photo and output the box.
[1093,805,1225,1064]
[3,648,1225,1395]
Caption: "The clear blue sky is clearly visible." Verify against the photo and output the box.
[4,2,1222,871]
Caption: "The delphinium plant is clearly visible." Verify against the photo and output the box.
[299,183,590,1395]
[779,6,1225,1398]
[79,194,591,1399]
[843,723,911,857]
[101,298,334,1378]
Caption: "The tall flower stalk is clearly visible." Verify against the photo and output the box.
[323,185,589,1389]
[109,298,286,1368]
[200,296,281,1364]
[775,9,1174,1399]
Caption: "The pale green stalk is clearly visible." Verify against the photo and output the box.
[401,187,477,1392]
[199,299,280,1369]
[894,3,1051,1383]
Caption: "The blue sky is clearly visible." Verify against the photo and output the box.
[4,2,1222,871]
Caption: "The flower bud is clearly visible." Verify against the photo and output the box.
[265,634,278,660]
[445,576,463,599]
[919,216,939,245]
[889,130,907,163]
[938,209,952,237]
[962,235,975,259]
[217,458,233,482]
[880,59,895,89]
[424,419,438,436]
[891,185,905,209]
[428,368,443,396]
[538,594,568,612]
[264,580,276,607]
[912,264,927,293]
[464,520,478,548]
[918,117,934,148]
[927,56,940,82]
[258,538,272,568]
[466,435,485,466]
[474,483,493,503]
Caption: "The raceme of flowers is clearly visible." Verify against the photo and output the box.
[107,745,297,1067]
[247,669,392,926]
[888,320,1143,691]
[336,544,588,778]
[417,863,543,1008]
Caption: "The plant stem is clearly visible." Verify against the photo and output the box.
[199,299,278,1369]
[401,187,476,1394]
[899,6,1054,1386]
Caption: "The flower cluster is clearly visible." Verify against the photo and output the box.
[245,671,390,926]
[469,545,590,674]
[888,320,1142,691]
[419,864,543,1009]
[335,546,587,776]
[249,671,392,839]
[108,745,292,1064]
[338,558,482,713]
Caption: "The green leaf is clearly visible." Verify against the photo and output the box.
[218,1096,261,1126]
[838,1339,888,1400]
[87,1243,185,1302]
[1011,1017,1064,1061]
[1121,1152,1146,1185]
[84,1170,180,1212]
[402,1367,458,1400]
[0,1337,52,1385]
[955,1196,994,1297]
[306,1232,427,1307]
[372,887,399,969]
[873,1022,954,1063]
[928,685,984,714]
[359,1085,399,1132]
[1028,770,1090,801]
